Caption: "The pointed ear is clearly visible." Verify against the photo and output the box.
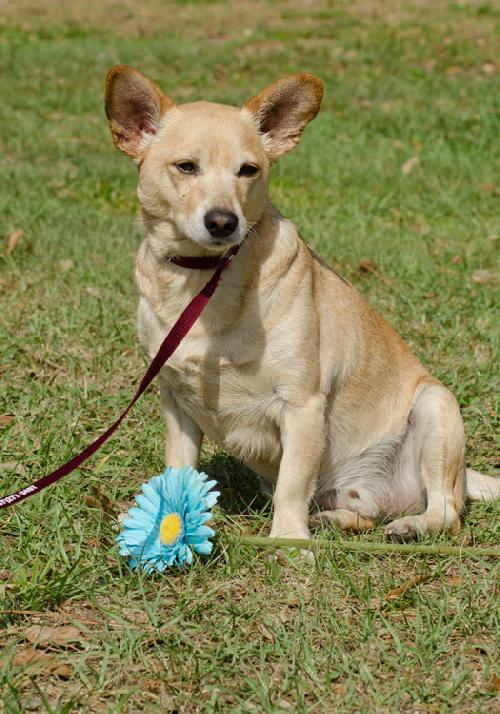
[104,65,175,159]
[244,74,323,159]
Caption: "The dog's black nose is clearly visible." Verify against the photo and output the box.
[204,209,239,239]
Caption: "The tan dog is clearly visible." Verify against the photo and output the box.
[105,66,498,542]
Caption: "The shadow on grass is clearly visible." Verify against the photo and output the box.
[200,452,271,516]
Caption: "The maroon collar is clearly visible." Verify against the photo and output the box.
[168,243,240,269]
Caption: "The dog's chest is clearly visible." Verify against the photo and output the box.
[168,334,282,427]
[139,295,285,462]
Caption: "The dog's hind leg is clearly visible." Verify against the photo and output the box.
[310,509,375,533]
[385,383,465,542]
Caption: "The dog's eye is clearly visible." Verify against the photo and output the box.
[175,161,197,175]
[238,164,259,177]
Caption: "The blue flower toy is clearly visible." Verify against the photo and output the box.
[117,466,219,572]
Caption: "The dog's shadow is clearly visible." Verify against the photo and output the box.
[200,452,270,515]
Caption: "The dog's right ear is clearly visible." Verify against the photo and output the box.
[104,66,175,159]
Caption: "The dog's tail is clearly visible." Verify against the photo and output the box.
[466,468,500,501]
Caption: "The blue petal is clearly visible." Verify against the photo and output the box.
[194,541,213,555]
[135,494,160,516]
[190,525,214,538]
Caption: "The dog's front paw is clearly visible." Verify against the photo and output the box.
[269,527,310,540]
[268,525,314,563]
[270,545,315,564]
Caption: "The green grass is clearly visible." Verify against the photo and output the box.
[0,1,499,711]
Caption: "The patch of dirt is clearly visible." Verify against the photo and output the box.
[2,0,476,41]
[0,0,288,40]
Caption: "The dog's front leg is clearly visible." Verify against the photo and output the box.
[270,394,326,539]
[159,380,203,468]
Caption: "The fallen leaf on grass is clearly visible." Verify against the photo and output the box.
[260,623,275,643]
[332,683,346,695]
[468,641,492,655]
[86,286,101,298]
[12,646,72,678]
[472,269,497,285]
[83,485,116,516]
[0,415,14,426]
[400,156,419,175]
[275,699,294,710]
[0,461,28,475]
[12,647,41,666]
[482,62,496,75]
[358,259,393,287]
[474,343,491,367]
[6,229,23,256]
[490,674,500,692]
[384,573,436,601]
[24,624,82,647]
[359,258,379,274]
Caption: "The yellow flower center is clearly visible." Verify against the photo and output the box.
[159,513,182,545]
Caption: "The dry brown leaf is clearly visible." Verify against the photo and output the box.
[358,259,393,287]
[51,662,73,678]
[384,573,435,601]
[12,646,73,678]
[468,642,492,655]
[474,343,491,367]
[400,156,419,175]
[24,624,82,647]
[86,696,109,713]
[490,674,500,692]
[0,461,27,475]
[482,62,496,75]
[275,699,293,710]
[446,66,462,75]
[0,415,14,425]
[13,646,48,666]
[259,623,274,643]
[472,269,497,285]
[86,286,101,298]
[358,258,379,274]
[6,229,23,257]
[83,485,116,516]
[0,569,10,581]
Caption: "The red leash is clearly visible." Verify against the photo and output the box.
[0,245,240,509]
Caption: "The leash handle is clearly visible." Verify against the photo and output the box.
[0,251,236,509]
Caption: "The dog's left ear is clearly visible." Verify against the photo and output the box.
[244,74,323,159]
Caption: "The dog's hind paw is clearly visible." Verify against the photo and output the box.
[385,516,420,542]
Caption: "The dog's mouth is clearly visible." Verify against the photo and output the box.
[209,236,238,246]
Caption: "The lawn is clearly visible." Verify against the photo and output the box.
[0,0,499,711]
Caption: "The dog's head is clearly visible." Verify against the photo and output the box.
[105,66,323,254]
